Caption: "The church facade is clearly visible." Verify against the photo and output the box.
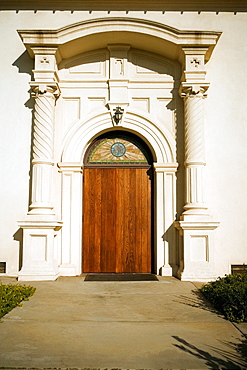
[1,1,247,281]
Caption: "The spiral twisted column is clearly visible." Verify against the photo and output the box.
[181,86,208,216]
[32,88,55,162]
[29,85,59,215]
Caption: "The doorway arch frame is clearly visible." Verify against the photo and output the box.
[58,110,178,276]
[18,17,220,280]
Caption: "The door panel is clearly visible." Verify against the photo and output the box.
[83,167,151,273]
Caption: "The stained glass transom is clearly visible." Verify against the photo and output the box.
[88,138,148,163]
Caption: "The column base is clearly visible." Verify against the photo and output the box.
[59,264,77,276]
[175,219,220,282]
[18,269,59,282]
[159,265,173,276]
[180,272,218,282]
[180,206,210,220]
[28,208,55,216]
[18,219,62,281]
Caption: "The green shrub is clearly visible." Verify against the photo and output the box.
[200,274,247,323]
[0,283,36,318]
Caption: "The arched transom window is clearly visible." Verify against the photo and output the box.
[85,133,152,167]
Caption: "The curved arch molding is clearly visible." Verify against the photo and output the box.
[61,110,176,164]
[18,17,221,62]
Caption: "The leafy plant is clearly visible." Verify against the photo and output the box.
[200,274,247,323]
[0,283,36,319]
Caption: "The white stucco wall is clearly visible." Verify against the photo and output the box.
[0,10,247,277]
[205,15,247,274]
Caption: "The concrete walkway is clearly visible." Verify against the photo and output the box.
[0,276,247,369]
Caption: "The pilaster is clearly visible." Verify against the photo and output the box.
[27,47,60,216]
[175,47,220,281]
[154,163,178,276]
[57,163,83,276]
[18,47,62,281]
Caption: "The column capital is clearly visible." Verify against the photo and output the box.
[153,162,178,173]
[179,82,209,98]
[57,162,83,173]
[30,82,60,99]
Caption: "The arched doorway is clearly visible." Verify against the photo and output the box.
[82,131,154,273]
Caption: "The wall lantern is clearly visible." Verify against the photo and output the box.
[113,106,124,124]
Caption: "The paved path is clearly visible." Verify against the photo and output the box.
[0,276,247,369]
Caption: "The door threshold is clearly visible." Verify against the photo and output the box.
[84,273,159,281]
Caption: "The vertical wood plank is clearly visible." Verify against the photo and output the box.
[119,168,131,272]
[83,168,102,272]
[92,168,102,272]
[141,168,151,272]
[129,168,136,272]
[135,168,142,272]
[100,168,116,272]
[116,168,124,273]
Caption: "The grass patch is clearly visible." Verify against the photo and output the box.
[0,283,36,319]
[200,274,247,323]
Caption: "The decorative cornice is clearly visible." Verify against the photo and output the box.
[18,17,221,62]
[18,18,221,47]
[2,1,247,12]
[31,46,61,55]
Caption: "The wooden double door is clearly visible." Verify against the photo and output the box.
[82,167,152,273]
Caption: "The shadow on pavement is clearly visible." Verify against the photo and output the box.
[172,335,247,369]
[173,289,224,318]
